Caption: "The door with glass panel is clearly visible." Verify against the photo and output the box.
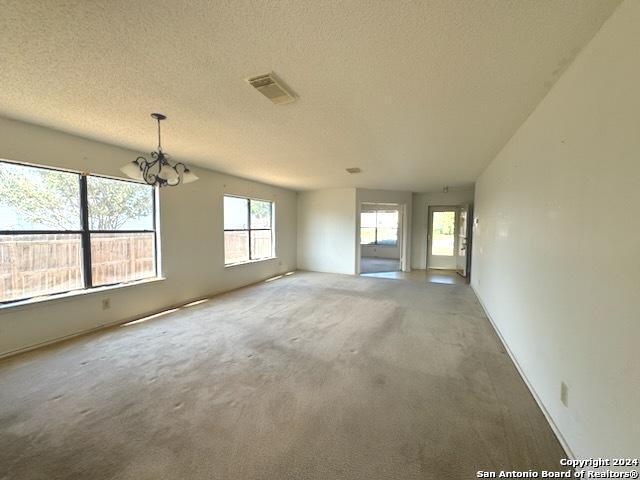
[427,206,459,270]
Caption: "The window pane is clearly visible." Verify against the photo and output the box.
[250,230,272,259]
[0,162,81,230]
[377,228,398,246]
[250,200,271,229]
[431,211,455,256]
[361,212,376,228]
[88,176,154,230]
[360,227,376,245]
[91,233,155,286]
[0,234,83,302]
[224,230,249,264]
[224,196,248,230]
[377,210,399,228]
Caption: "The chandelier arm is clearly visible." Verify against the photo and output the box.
[165,173,181,187]
[145,152,165,186]
[147,154,161,168]
[163,163,182,187]
[173,162,187,175]
[136,155,159,186]
[142,161,158,186]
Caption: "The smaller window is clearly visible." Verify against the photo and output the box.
[224,196,274,265]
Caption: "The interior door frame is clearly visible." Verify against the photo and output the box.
[356,202,408,274]
[426,205,460,270]
[464,204,473,279]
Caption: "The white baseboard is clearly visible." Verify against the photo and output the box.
[0,315,139,360]
[471,285,575,460]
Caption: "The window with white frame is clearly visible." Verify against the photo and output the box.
[360,208,399,246]
[0,160,158,303]
[223,195,274,265]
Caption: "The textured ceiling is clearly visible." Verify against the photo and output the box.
[0,0,621,192]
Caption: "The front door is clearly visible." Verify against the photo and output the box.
[427,207,458,270]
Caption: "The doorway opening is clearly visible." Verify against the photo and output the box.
[359,203,402,274]
[427,204,472,280]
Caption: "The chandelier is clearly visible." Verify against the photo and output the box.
[120,113,198,187]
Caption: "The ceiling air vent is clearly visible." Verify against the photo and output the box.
[247,73,296,105]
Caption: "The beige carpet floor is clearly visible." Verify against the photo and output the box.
[359,257,401,273]
[0,272,565,480]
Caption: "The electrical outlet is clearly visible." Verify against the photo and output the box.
[560,382,569,407]
[102,298,111,310]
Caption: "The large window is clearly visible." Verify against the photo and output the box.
[224,196,273,265]
[360,208,399,246]
[0,160,157,303]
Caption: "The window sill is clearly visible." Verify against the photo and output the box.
[224,257,277,268]
[0,277,166,313]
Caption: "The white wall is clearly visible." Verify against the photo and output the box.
[0,116,297,357]
[297,188,357,275]
[361,244,400,259]
[472,0,639,459]
[411,187,474,269]
[296,188,412,274]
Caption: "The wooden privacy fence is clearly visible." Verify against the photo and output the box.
[224,231,272,263]
[90,233,155,286]
[0,234,154,302]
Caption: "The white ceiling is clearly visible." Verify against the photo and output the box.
[0,0,620,192]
